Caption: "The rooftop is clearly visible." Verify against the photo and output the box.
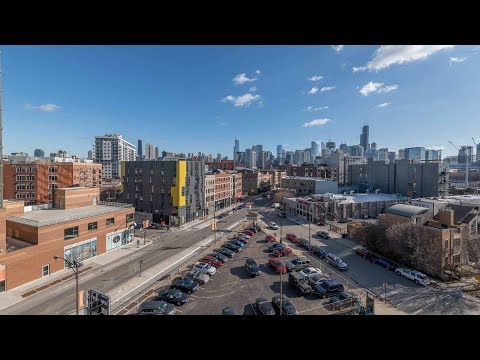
[283,176,336,181]
[7,203,133,227]
[286,192,408,204]
[385,204,429,218]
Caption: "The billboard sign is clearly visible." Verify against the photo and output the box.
[86,289,111,315]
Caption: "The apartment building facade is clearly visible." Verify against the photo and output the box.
[121,159,205,226]
[94,134,136,180]
[3,162,102,206]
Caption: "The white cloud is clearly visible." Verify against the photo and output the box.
[255,69,261,75]
[449,56,467,64]
[359,45,454,71]
[320,86,335,92]
[25,103,61,112]
[352,66,367,73]
[249,86,257,93]
[331,45,344,52]
[378,85,398,93]
[302,118,331,127]
[376,102,391,108]
[359,81,398,96]
[308,75,323,81]
[222,93,261,107]
[233,73,257,85]
[308,87,319,95]
[305,106,328,112]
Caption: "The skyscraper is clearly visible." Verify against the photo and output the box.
[138,139,143,159]
[311,141,319,157]
[371,142,377,150]
[253,145,263,167]
[360,125,369,152]
[154,146,159,160]
[234,139,240,161]
[339,143,347,153]
[34,149,45,157]
[277,144,283,160]
[87,150,93,160]
[94,134,136,180]
[245,149,256,168]
[145,143,155,160]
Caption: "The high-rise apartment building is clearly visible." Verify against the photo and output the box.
[277,144,283,160]
[154,146,159,160]
[145,143,155,160]
[234,139,240,162]
[94,134,136,180]
[245,149,256,168]
[311,141,319,157]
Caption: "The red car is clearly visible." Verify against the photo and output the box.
[265,235,276,242]
[273,247,293,257]
[354,247,376,261]
[286,233,300,243]
[268,258,287,273]
[244,230,255,237]
[199,256,222,268]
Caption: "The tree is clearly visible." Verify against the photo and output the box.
[272,189,296,204]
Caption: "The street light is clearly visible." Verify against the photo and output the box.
[53,255,83,315]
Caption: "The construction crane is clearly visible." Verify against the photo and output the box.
[449,140,469,188]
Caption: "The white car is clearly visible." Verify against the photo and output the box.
[193,262,217,276]
[298,266,323,278]
[269,222,279,230]
[395,268,430,286]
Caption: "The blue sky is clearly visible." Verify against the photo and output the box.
[1,45,479,158]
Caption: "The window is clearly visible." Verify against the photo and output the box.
[26,183,35,190]
[126,213,134,223]
[106,218,115,226]
[16,184,26,190]
[26,175,35,181]
[48,166,58,173]
[49,184,58,189]
[64,226,79,240]
[48,175,57,181]
[16,175,25,181]
[42,264,50,277]
[88,222,97,231]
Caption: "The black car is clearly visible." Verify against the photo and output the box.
[215,247,235,258]
[155,288,190,306]
[298,238,310,250]
[314,279,344,298]
[209,252,228,263]
[222,243,241,252]
[373,258,397,271]
[255,297,275,315]
[171,277,200,294]
[271,295,298,315]
[245,258,261,277]
[278,212,287,218]
[311,245,327,259]
[267,243,286,253]
[229,239,245,248]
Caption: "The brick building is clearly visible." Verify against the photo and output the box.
[287,165,337,180]
[241,171,274,195]
[0,187,134,292]
[207,160,234,171]
[214,172,231,210]
[3,162,102,206]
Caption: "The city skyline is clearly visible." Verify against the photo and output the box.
[2,45,479,157]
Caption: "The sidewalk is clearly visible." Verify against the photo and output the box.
[0,235,150,312]
[169,203,240,232]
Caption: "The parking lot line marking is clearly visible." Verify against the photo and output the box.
[192,285,245,299]
[297,303,326,314]
[392,287,432,306]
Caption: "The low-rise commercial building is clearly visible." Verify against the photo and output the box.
[207,160,234,171]
[281,176,338,196]
[0,187,134,292]
[241,171,273,195]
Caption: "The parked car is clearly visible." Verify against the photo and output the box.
[373,257,397,271]
[306,273,329,287]
[278,212,287,218]
[193,262,217,276]
[209,252,228,263]
[314,279,344,298]
[244,230,255,237]
[222,307,236,315]
[316,231,331,239]
[298,238,310,249]
[245,258,261,277]
[222,243,241,252]
[228,240,245,248]
[268,258,287,273]
[271,295,298,315]
[326,253,348,271]
[338,219,348,223]
[184,269,210,285]
[288,271,312,295]
[245,227,257,233]
[255,297,276,315]
[199,256,222,268]
[311,245,327,259]
[286,234,300,243]
[238,233,251,239]
[354,247,376,261]
[395,268,431,286]
[286,257,311,272]
[273,246,293,257]
[269,222,279,230]
[265,235,276,242]
[171,277,200,295]
[267,243,286,253]
[234,237,249,245]
[298,266,322,278]
[137,300,176,315]
[215,247,235,258]
[324,291,359,310]
[156,288,190,306]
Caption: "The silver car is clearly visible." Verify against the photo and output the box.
[193,262,217,276]
[185,269,210,285]
[326,253,348,271]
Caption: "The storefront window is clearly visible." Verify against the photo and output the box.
[64,238,98,266]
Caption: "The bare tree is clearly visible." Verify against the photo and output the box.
[272,189,296,204]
